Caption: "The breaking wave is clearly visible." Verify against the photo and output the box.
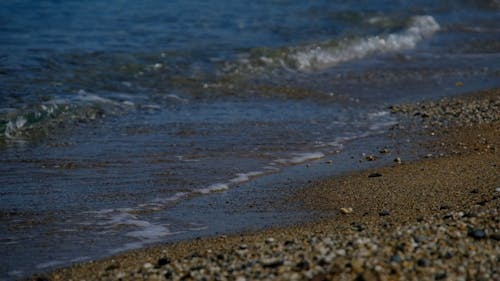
[0,91,135,140]
[227,15,440,73]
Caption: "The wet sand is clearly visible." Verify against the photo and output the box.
[33,89,499,280]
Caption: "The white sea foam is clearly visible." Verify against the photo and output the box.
[166,94,189,103]
[70,256,91,263]
[263,165,280,172]
[36,260,64,269]
[98,212,149,227]
[196,183,230,194]
[125,224,173,239]
[229,171,265,184]
[151,192,188,204]
[76,90,116,104]
[122,100,135,107]
[194,171,266,195]
[4,117,27,138]
[292,15,439,70]
[367,110,390,119]
[176,155,201,162]
[275,152,325,164]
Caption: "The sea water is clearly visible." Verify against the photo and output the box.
[0,0,499,279]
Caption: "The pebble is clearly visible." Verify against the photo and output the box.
[265,237,276,244]
[295,260,309,271]
[156,258,170,267]
[417,258,431,267]
[393,89,499,129]
[261,258,284,268]
[368,172,382,178]
[340,207,353,214]
[42,89,500,281]
[365,155,376,161]
[390,255,401,263]
[351,222,365,232]
[51,207,500,281]
[393,157,402,164]
[379,148,390,154]
[467,228,486,239]
[105,262,120,271]
[378,210,391,216]
[435,271,447,280]
[489,233,500,241]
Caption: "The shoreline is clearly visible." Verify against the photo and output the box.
[33,89,499,280]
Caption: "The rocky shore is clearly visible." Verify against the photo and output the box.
[32,89,499,281]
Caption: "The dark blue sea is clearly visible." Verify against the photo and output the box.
[1,0,499,279]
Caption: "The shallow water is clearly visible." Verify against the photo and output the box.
[1,0,499,279]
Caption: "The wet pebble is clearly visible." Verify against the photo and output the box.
[379,148,390,154]
[365,155,376,161]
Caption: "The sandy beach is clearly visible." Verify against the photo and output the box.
[32,88,499,281]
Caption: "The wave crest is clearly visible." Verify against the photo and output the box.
[228,15,440,73]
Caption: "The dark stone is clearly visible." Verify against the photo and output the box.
[468,228,486,239]
[351,222,365,232]
[190,252,200,258]
[284,240,295,246]
[368,172,382,178]
[442,252,453,259]
[105,262,120,271]
[395,243,406,253]
[476,200,488,206]
[378,210,391,216]
[157,257,171,267]
[443,214,453,220]
[417,258,430,267]
[439,205,450,210]
[489,233,500,241]
[463,212,477,218]
[470,189,479,194]
[379,148,390,154]
[390,255,401,263]
[164,271,173,279]
[35,277,51,281]
[318,258,329,266]
[435,271,447,280]
[416,216,424,222]
[217,254,225,260]
[294,260,310,271]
